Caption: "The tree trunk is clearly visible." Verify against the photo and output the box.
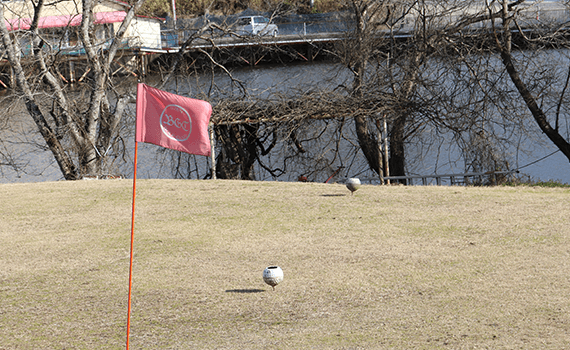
[354,115,381,175]
[389,112,407,184]
[240,124,258,180]
[499,51,570,162]
[349,0,382,176]
[495,0,570,162]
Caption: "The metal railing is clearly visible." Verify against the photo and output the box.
[360,170,520,186]
[161,3,570,48]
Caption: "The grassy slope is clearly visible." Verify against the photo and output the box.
[1,179,570,349]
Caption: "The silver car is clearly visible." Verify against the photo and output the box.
[236,16,279,37]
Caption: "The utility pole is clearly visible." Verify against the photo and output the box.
[171,0,177,28]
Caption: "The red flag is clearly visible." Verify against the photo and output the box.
[136,83,212,156]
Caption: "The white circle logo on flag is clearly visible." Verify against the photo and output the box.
[160,105,192,142]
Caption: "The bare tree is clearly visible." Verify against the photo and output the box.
[166,0,566,184]
[337,0,477,181]
[169,0,570,183]
[0,0,145,180]
[5,0,563,184]
[334,0,561,182]
[490,0,570,162]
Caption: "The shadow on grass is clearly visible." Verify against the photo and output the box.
[225,289,266,293]
[321,194,347,197]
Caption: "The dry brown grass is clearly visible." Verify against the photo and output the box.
[1,179,570,349]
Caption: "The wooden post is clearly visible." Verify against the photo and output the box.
[210,124,216,179]
[376,119,385,185]
[141,54,147,77]
[69,60,76,83]
[383,116,390,184]
[171,0,177,27]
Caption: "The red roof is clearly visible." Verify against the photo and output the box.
[5,11,127,30]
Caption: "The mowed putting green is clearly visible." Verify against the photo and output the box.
[1,179,570,349]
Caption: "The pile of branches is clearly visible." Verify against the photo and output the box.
[211,91,390,126]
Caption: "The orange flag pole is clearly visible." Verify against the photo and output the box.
[126,141,139,350]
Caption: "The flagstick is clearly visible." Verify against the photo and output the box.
[126,141,139,350]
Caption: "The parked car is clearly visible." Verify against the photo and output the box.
[236,16,279,37]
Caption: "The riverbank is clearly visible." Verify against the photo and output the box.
[1,179,569,348]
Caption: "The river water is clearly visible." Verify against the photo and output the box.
[1,60,569,184]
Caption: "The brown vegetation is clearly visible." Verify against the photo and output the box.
[139,0,343,18]
[1,180,570,348]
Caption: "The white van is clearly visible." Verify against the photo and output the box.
[236,16,279,37]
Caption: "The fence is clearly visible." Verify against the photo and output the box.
[360,170,520,186]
